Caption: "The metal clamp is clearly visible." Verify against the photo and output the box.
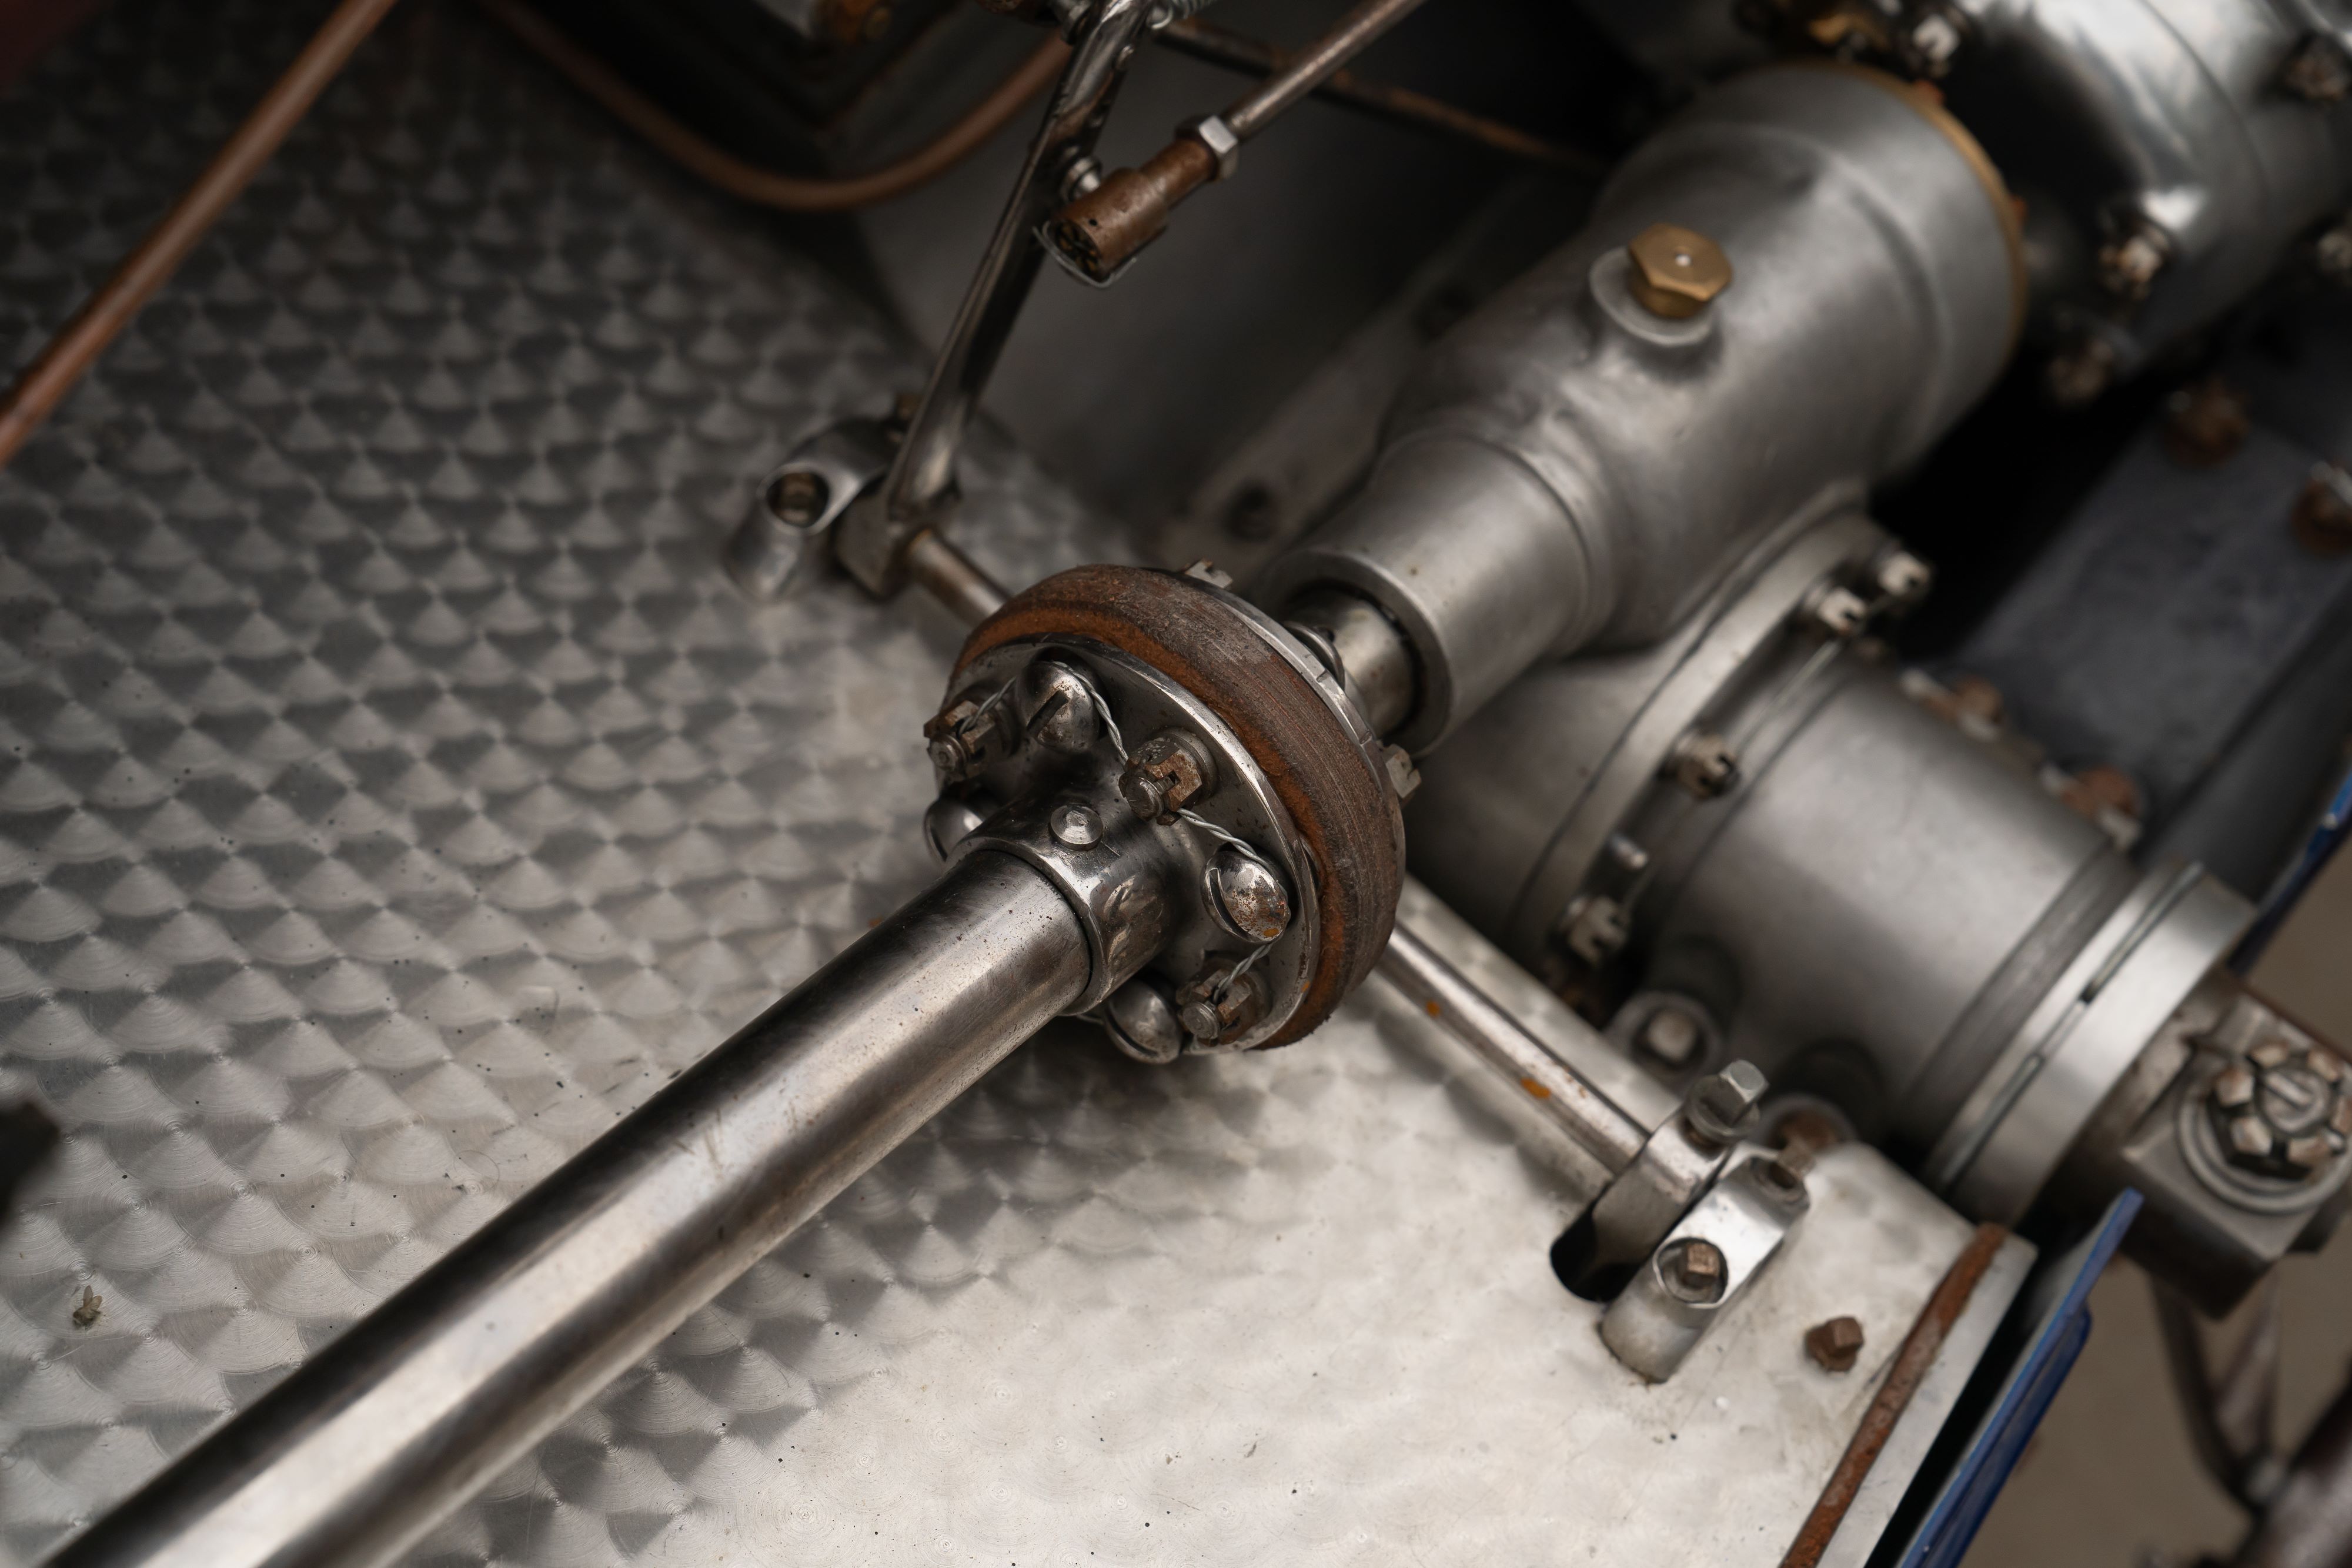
[1601,1151,1812,1382]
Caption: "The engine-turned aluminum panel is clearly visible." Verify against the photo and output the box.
[0,5,2007,1564]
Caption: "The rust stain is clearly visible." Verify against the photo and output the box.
[1519,1076,1552,1100]
[1424,1000,1441,1018]
[1779,1222,2010,1568]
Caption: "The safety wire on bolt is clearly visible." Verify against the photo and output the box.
[1078,685,1282,1007]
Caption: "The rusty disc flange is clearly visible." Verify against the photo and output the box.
[958,565,1404,1047]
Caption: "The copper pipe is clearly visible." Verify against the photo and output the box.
[1779,1222,2012,1568]
[478,0,1068,214]
[0,0,403,470]
[1158,18,1601,175]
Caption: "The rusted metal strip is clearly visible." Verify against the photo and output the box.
[1779,1221,2012,1568]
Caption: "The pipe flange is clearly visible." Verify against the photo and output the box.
[953,566,1404,1047]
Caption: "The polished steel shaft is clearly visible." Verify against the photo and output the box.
[54,853,1090,1568]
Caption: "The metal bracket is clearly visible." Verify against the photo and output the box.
[1601,1151,1813,1382]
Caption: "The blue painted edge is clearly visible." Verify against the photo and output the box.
[1895,1188,2144,1568]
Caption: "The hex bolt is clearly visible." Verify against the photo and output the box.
[1120,731,1215,823]
[1177,964,1268,1047]
[1048,800,1103,849]
[1749,1150,1809,1204]
[2161,377,2251,469]
[1016,657,1102,756]
[1805,1316,1865,1373]
[2228,1113,2277,1161]
[1207,845,1292,944]
[1625,223,1733,320]
[1659,1238,1728,1305]
[923,694,1005,783]
[1669,731,1740,800]
[765,467,827,526]
[1638,1003,1703,1069]
[1686,1060,1768,1148]
[1806,584,1870,640]
[1562,894,1631,965]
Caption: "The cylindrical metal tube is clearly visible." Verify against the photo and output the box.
[53,853,1090,1568]
[1221,0,1428,139]
[1257,64,2023,749]
[1380,919,1651,1172]
[907,527,1010,627]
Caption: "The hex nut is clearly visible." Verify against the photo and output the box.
[1176,963,1268,1046]
[1660,1238,1728,1304]
[1806,1316,1865,1373]
[2210,1064,2257,1109]
[2046,336,2119,408]
[1806,584,1870,639]
[1625,223,1733,320]
[1120,730,1214,823]
[923,694,1007,783]
[1562,894,1631,965]
[1874,551,1933,606]
[2229,1112,2277,1161]
[1670,731,1740,800]
[1905,11,1962,74]
[1686,1060,1768,1148]
[2287,1135,2335,1174]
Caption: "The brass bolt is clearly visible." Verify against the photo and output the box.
[1806,1316,1865,1373]
[1626,223,1733,320]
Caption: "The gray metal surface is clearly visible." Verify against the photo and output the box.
[1257,62,2019,749]
[48,850,1091,1568]
[0,6,1993,1565]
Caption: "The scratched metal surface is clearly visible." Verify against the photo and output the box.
[0,4,1986,1564]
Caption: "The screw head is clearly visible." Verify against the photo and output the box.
[1104,977,1185,1065]
[1625,223,1733,320]
[1017,658,1102,756]
[1048,800,1103,848]
[1806,1316,1866,1372]
[921,795,988,861]
[1687,1060,1768,1147]
[1207,845,1291,944]
[1809,585,1870,639]
[1661,1238,1728,1304]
